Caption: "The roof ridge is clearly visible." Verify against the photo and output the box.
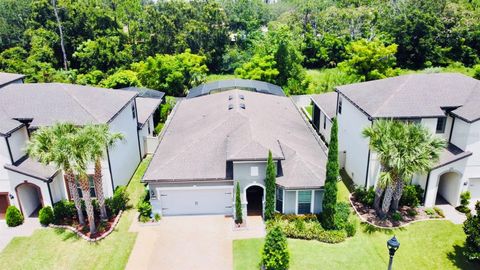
[60,83,100,123]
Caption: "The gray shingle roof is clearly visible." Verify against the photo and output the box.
[336,73,480,122]
[0,112,24,136]
[144,90,327,188]
[4,156,58,182]
[136,97,161,127]
[432,143,472,170]
[0,83,137,128]
[121,87,165,100]
[187,79,285,98]
[310,92,338,120]
[0,72,25,88]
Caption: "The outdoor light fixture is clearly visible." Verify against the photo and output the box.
[9,194,14,200]
[387,236,400,270]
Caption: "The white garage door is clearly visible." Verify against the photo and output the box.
[469,178,480,200]
[159,186,233,216]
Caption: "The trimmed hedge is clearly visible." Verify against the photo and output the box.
[53,200,76,223]
[6,205,24,227]
[268,218,347,244]
[39,206,54,226]
[105,186,129,217]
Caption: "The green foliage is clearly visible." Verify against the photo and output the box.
[100,70,141,89]
[354,186,375,206]
[457,191,472,214]
[154,213,161,222]
[261,226,290,270]
[39,206,54,226]
[400,185,424,207]
[53,200,76,223]
[344,221,357,237]
[474,65,480,80]
[134,50,208,96]
[235,182,243,224]
[6,205,24,227]
[268,217,348,243]
[463,202,480,261]
[322,118,339,229]
[333,202,350,230]
[105,186,129,216]
[160,103,173,123]
[234,54,279,83]
[434,207,445,218]
[154,123,164,136]
[339,39,399,81]
[264,151,276,221]
[391,212,403,222]
[137,201,152,221]
[76,70,105,86]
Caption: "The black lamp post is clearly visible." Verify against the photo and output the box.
[387,236,400,270]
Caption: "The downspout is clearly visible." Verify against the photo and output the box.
[106,146,115,193]
[423,171,432,205]
[364,119,373,188]
[47,181,54,206]
[134,99,142,161]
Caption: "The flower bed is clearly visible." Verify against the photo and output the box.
[49,210,123,242]
[350,195,444,228]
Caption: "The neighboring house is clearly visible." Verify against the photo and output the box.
[143,85,327,217]
[330,73,480,208]
[310,92,337,146]
[0,76,161,219]
[0,72,24,88]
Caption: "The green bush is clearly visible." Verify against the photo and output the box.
[6,205,24,227]
[407,208,418,217]
[160,102,172,123]
[53,200,76,223]
[154,123,164,136]
[154,213,161,222]
[269,218,347,243]
[39,206,54,226]
[474,64,480,80]
[235,182,243,224]
[334,202,350,230]
[463,201,480,261]
[137,201,152,221]
[261,226,290,270]
[139,215,151,223]
[273,213,318,222]
[434,207,445,218]
[425,208,436,217]
[345,221,357,237]
[106,186,129,216]
[354,186,375,206]
[391,212,403,222]
[457,191,472,214]
[399,185,424,207]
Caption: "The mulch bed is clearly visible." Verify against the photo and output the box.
[350,196,438,228]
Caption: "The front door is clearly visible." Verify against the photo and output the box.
[0,193,10,219]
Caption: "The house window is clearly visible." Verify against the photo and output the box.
[74,175,96,198]
[297,190,312,214]
[276,187,283,212]
[338,97,342,114]
[132,104,136,119]
[436,117,446,133]
[323,115,327,129]
[250,166,259,177]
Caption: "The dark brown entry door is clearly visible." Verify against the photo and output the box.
[0,193,9,219]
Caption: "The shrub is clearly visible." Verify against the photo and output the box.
[345,221,357,237]
[400,185,424,207]
[159,102,172,123]
[106,186,129,216]
[457,191,472,214]
[334,202,350,230]
[264,151,276,221]
[154,213,161,222]
[6,205,24,227]
[434,207,445,218]
[322,118,339,230]
[139,215,151,223]
[391,212,403,222]
[354,186,375,206]
[407,208,418,217]
[154,123,164,136]
[39,206,54,226]
[235,182,243,224]
[137,201,152,221]
[269,217,347,243]
[261,226,290,270]
[463,201,480,261]
[425,208,436,217]
[53,200,76,223]
[474,64,480,80]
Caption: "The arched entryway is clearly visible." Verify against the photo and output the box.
[246,185,264,216]
[436,171,462,206]
[15,182,44,217]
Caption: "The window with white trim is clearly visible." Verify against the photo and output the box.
[298,190,312,214]
[250,166,259,177]
[276,187,283,212]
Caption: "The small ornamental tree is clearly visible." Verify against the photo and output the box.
[235,182,243,224]
[6,205,24,227]
[39,206,54,226]
[463,201,480,261]
[322,118,339,230]
[264,150,276,220]
[261,225,290,270]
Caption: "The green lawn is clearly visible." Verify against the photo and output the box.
[0,157,152,270]
[234,180,479,270]
[205,73,239,82]
[304,105,313,118]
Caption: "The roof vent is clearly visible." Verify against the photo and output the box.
[240,103,246,109]
[228,95,233,100]
[239,95,245,100]
[228,104,234,110]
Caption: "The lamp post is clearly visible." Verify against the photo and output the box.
[387,236,400,270]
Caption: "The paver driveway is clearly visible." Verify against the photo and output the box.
[126,215,264,270]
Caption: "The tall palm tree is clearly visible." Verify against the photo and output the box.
[82,124,124,220]
[27,123,85,225]
[363,120,445,217]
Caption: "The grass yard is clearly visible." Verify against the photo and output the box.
[205,73,239,82]
[234,180,479,270]
[0,157,152,270]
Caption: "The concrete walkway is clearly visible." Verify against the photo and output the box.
[126,215,265,270]
[0,218,42,251]
[435,204,466,224]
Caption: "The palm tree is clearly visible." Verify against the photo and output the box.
[363,120,445,217]
[82,124,124,220]
[27,123,85,225]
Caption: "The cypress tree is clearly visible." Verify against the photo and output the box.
[235,182,243,224]
[264,150,276,220]
[261,225,290,270]
[322,118,339,230]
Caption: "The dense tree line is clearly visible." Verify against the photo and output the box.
[1,0,480,96]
